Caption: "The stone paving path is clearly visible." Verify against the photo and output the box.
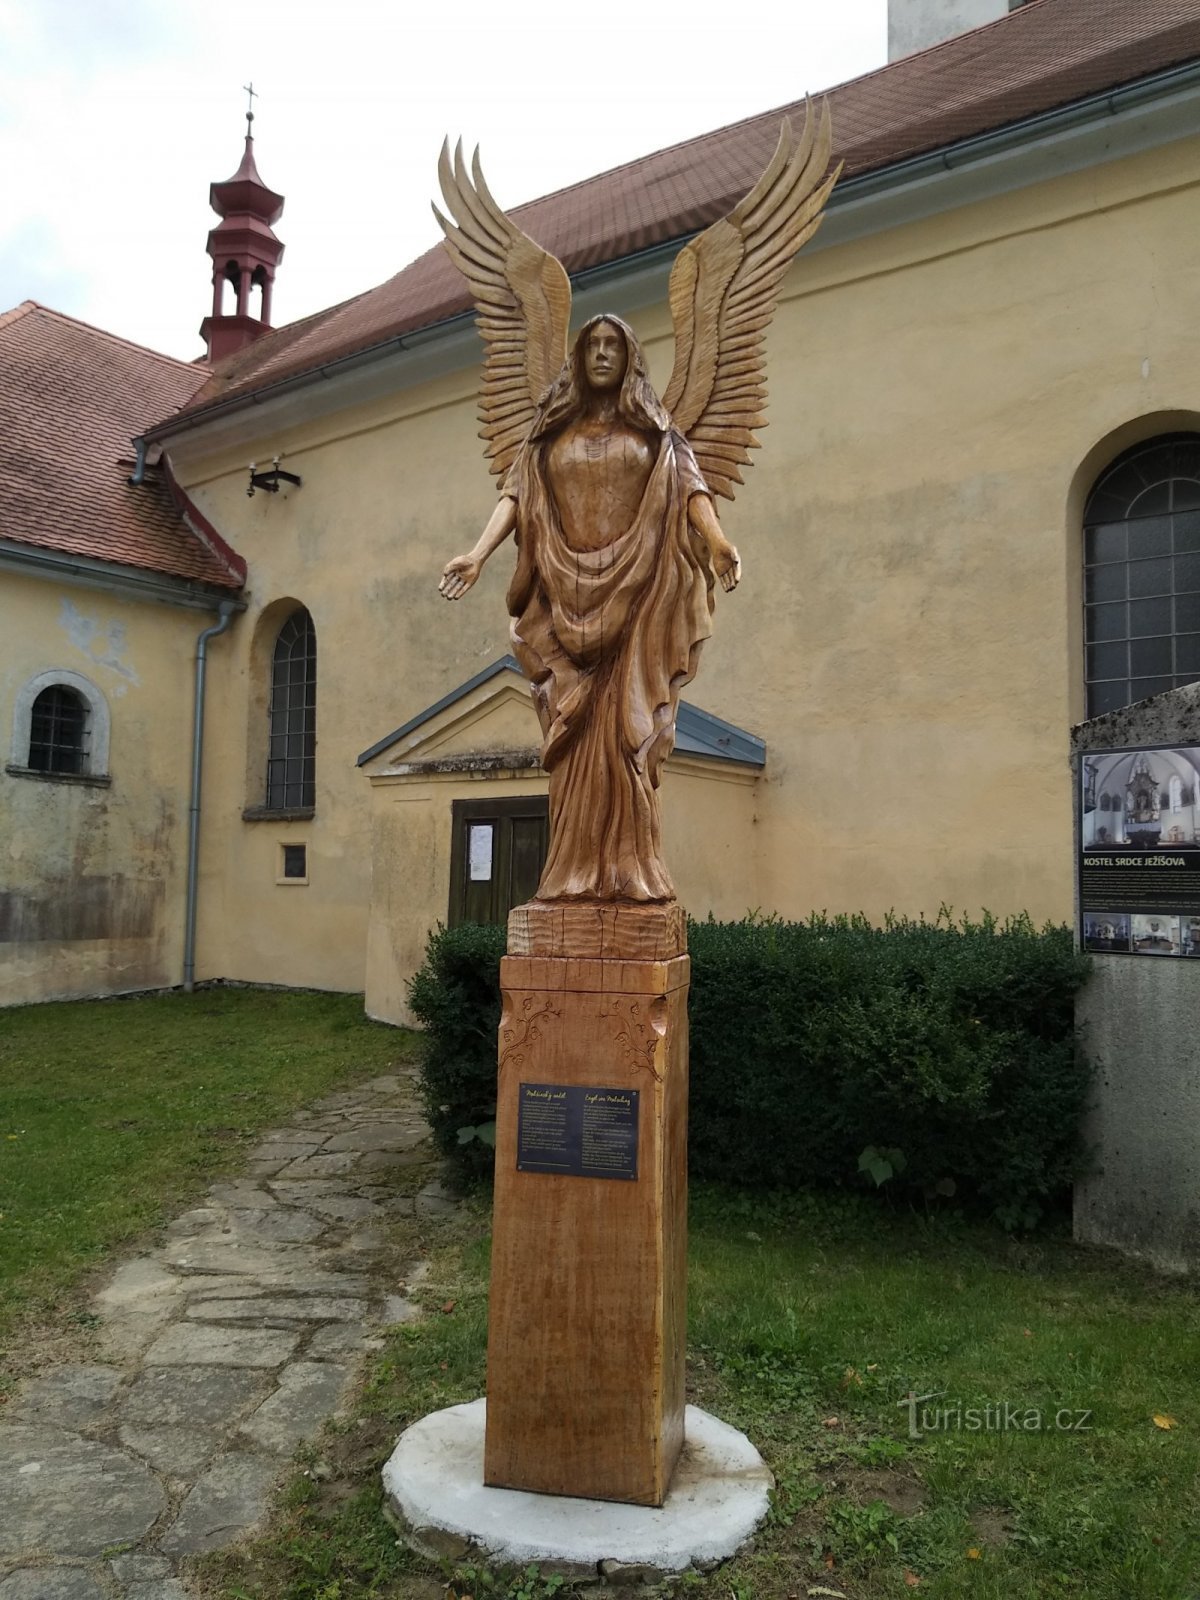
[0,1066,461,1600]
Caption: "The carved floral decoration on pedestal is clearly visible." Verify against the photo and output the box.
[498,994,561,1070]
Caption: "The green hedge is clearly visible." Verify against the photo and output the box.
[408,913,1092,1226]
[408,923,508,1186]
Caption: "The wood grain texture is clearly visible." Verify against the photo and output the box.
[438,122,836,902]
[431,140,571,483]
[507,899,687,960]
[485,954,690,1505]
[659,101,839,503]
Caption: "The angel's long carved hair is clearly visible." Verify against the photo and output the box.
[532,314,671,440]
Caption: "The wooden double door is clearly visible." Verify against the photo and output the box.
[448,796,549,927]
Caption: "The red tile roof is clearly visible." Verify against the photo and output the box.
[0,303,242,589]
[166,0,1200,428]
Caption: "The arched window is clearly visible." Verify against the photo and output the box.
[221,261,240,316]
[250,265,267,322]
[8,669,110,782]
[266,608,316,809]
[29,685,88,774]
[1084,433,1200,717]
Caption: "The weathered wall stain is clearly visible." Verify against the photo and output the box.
[0,875,164,943]
[3,569,193,1004]
[58,598,140,684]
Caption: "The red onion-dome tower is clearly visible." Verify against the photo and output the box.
[200,102,285,363]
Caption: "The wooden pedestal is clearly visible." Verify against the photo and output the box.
[484,902,689,1507]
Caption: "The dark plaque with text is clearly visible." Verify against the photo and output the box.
[517,1082,639,1180]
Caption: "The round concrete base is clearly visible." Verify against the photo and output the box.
[381,1400,773,1576]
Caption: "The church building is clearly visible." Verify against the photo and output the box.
[3,0,1199,1018]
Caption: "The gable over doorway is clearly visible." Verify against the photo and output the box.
[358,657,766,1025]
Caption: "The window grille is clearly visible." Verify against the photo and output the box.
[266,609,316,809]
[1083,434,1200,718]
[28,685,89,775]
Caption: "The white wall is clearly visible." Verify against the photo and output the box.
[888,0,1009,60]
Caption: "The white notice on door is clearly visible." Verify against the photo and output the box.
[468,823,493,881]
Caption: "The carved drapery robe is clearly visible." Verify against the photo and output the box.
[505,429,715,901]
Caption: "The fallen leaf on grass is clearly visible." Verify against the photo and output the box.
[441,1300,456,1314]
[1153,1414,1177,1429]
[966,1547,981,1560]
[806,1587,847,1598]
[822,1416,840,1428]
[904,1572,922,1588]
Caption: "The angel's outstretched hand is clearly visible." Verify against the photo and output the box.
[713,541,742,592]
[689,492,742,593]
[439,554,481,601]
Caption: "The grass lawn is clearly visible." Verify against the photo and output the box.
[0,986,416,1368]
[4,989,1198,1595]
[205,1189,1200,1600]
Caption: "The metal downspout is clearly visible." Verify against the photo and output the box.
[128,438,148,485]
[184,600,236,992]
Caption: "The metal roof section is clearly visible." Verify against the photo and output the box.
[356,655,766,770]
[674,702,766,767]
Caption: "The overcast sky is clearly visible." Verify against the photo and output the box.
[0,0,887,360]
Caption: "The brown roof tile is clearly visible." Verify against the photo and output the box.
[0,302,242,589]
[167,0,1200,427]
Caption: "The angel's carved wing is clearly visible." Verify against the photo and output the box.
[662,103,839,500]
[433,141,572,482]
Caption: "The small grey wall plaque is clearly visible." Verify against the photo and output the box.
[517,1082,639,1180]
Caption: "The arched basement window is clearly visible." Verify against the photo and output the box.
[28,684,90,775]
[266,608,316,809]
[1084,433,1200,717]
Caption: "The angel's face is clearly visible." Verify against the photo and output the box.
[582,320,627,392]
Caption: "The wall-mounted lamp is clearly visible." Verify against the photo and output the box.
[247,456,302,498]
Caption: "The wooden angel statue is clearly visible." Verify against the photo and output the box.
[436,109,838,903]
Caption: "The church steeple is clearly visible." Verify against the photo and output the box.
[200,88,285,363]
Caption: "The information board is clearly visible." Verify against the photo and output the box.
[516,1082,639,1180]
[1078,743,1200,958]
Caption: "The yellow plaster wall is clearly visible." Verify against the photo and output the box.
[171,132,1200,999]
[365,769,546,1026]
[0,573,197,1004]
[641,133,1200,927]
[175,382,526,995]
[364,755,758,1026]
[660,760,761,924]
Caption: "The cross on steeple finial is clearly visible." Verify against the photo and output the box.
[243,81,257,135]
